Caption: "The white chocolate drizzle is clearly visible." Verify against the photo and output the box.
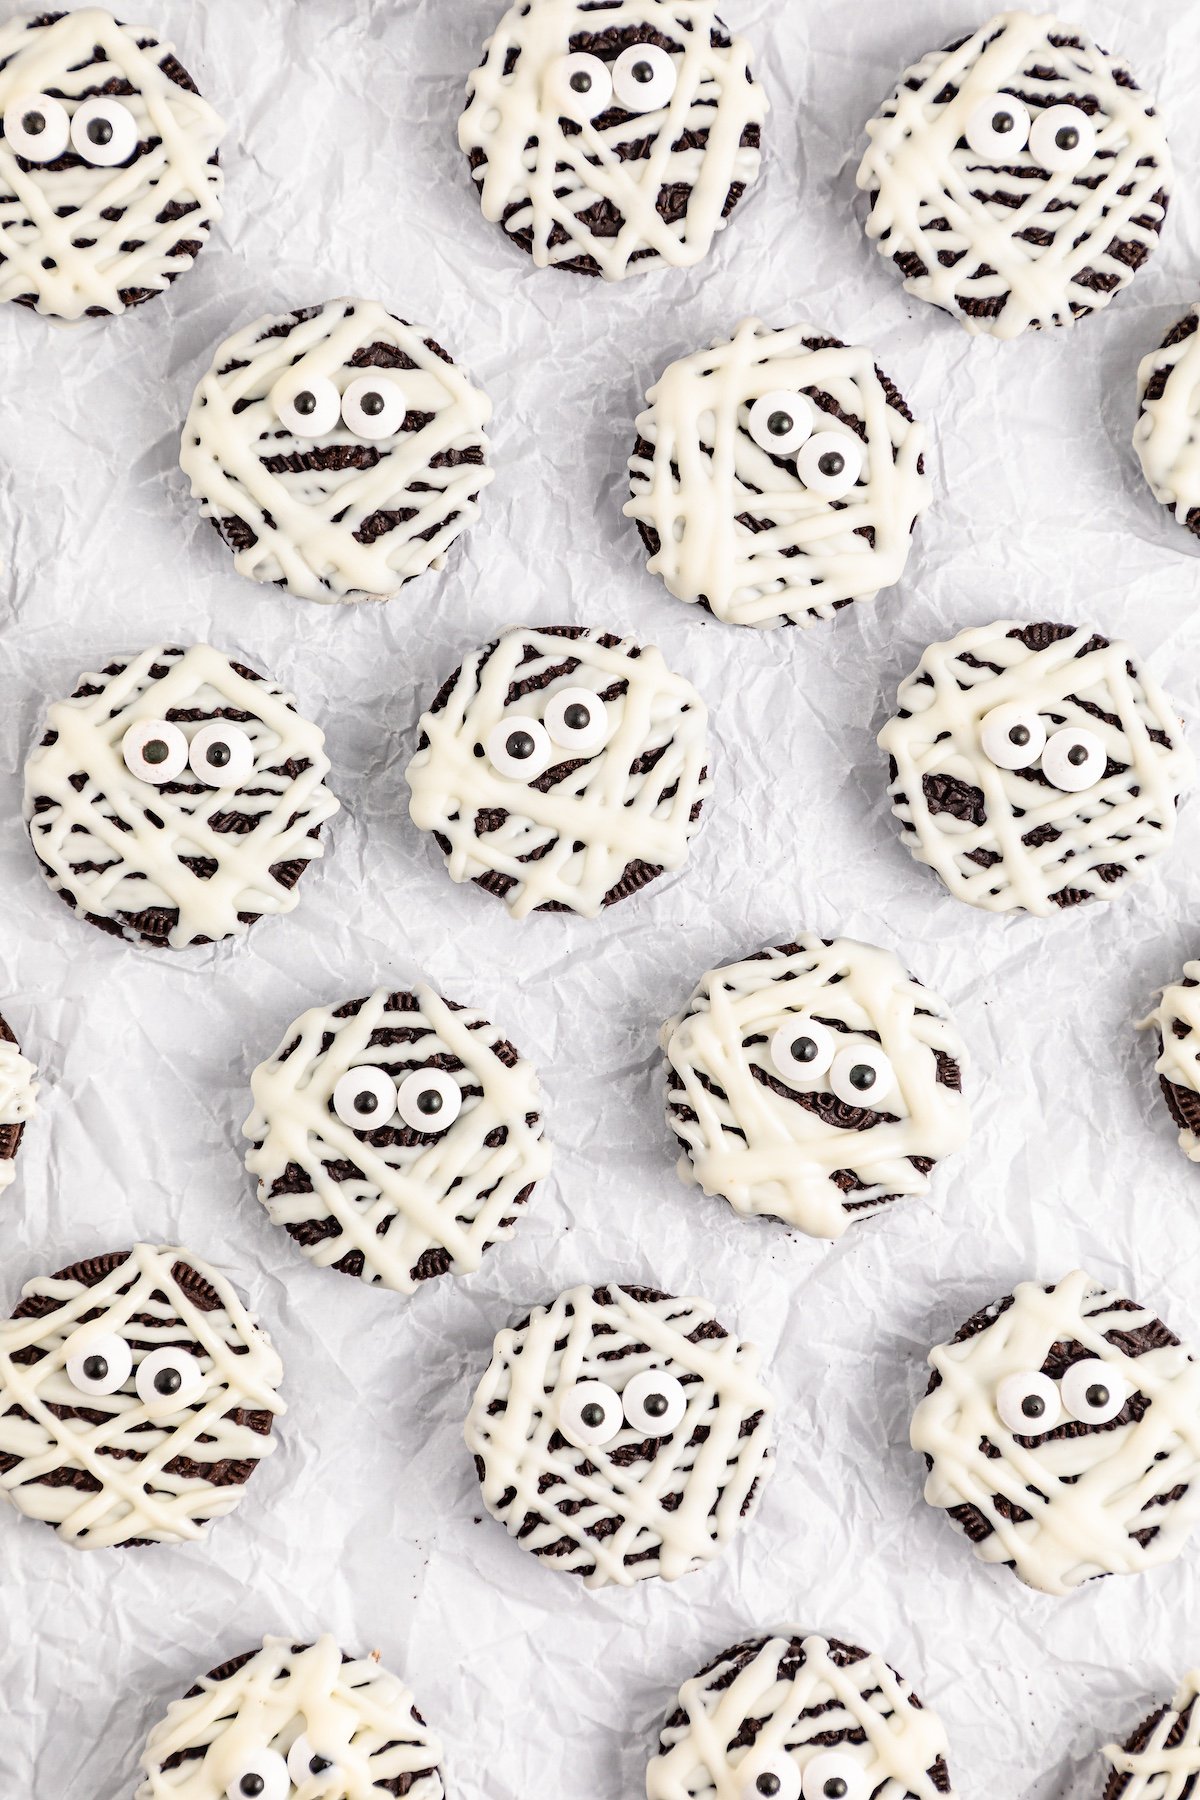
[1105,1673,1200,1800]
[1135,313,1200,531]
[0,1034,37,1194]
[1139,962,1200,1161]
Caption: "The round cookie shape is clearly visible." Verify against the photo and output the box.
[0,1013,37,1197]
[878,620,1193,916]
[459,0,766,281]
[662,936,970,1240]
[1140,963,1200,1161]
[910,1269,1200,1596]
[626,319,931,630]
[647,1632,957,1800]
[0,1243,284,1550]
[406,623,711,919]
[180,297,493,605]
[465,1282,774,1589]
[135,1634,445,1800]
[23,643,340,950]
[1103,1673,1200,1800]
[244,984,552,1293]
[0,7,224,321]
[1135,310,1200,538]
[856,11,1171,340]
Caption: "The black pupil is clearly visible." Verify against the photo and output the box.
[354,1090,379,1115]
[23,110,46,135]
[1056,125,1080,150]
[506,730,536,760]
[581,1402,605,1427]
[1008,724,1030,746]
[633,60,653,82]
[644,1392,668,1418]
[570,69,592,92]
[756,1778,781,1798]
[206,742,231,767]
[143,739,169,765]
[154,1367,183,1396]
[819,450,845,477]
[1022,1394,1045,1419]
[1086,1383,1110,1408]
[848,1063,876,1091]
[240,1780,265,1799]
[416,1089,443,1115]
[791,1036,819,1064]
[83,1354,108,1381]
[361,391,385,416]
[87,118,113,145]
[825,1784,849,1800]
[993,110,1014,133]
[768,410,793,437]
[564,703,591,731]
[1068,743,1089,766]
[294,391,317,416]
[310,1756,332,1774]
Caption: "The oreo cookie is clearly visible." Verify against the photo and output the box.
[1135,310,1200,538]
[1103,1674,1200,1800]
[0,1013,37,1198]
[0,1244,285,1550]
[1139,962,1200,1161]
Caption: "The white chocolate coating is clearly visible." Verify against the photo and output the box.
[911,1270,1200,1596]
[856,11,1171,340]
[626,319,931,629]
[136,1634,445,1800]
[181,298,493,605]
[878,621,1192,916]
[23,643,339,950]
[0,1033,37,1195]
[0,8,224,321]
[0,1244,284,1550]
[1104,1673,1200,1800]
[1139,962,1200,1161]
[646,1633,956,1800]
[662,937,970,1239]
[459,0,765,281]
[1135,313,1200,532]
[465,1283,774,1588]
[244,984,552,1293]
[406,625,711,919]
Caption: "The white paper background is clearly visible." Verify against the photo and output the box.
[2,0,1200,1793]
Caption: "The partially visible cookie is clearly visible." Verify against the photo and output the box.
[0,1013,37,1196]
[1139,962,1200,1161]
[1135,310,1200,538]
[1103,1673,1200,1800]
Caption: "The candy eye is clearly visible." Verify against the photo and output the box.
[396,1067,463,1133]
[332,1066,398,1130]
[1060,1358,1130,1425]
[748,391,814,456]
[964,94,1032,159]
[341,375,407,441]
[70,97,139,167]
[996,1370,1062,1435]
[225,1752,290,1800]
[546,52,613,121]
[802,1751,870,1800]
[829,1044,895,1107]
[64,1331,133,1397]
[1030,103,1096,172]
[770,1017,836,1083]
[980,702,1046,771]
[621,1370,687,1435]
[544,687,608,754]
[135,1348,206,1415]
[1041,727,1105,792]
[559,1379,623,1449]
[486,716,554,780]
[797,432,864,499]
[188,722,255,788]
[740,1751,802,1800]
[612,44,677,112]
[122,719,189,785]
[275,376,341,437]
[3,93,70,161]
[287,1735,338,1786]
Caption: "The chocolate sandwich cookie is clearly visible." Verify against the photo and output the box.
[459,0,766,281]
[406,623,711,919]
[626,319,931,630]
[1139,963,1200,1162]
[878,620,1193,915]
[647,1632,957,1800]
[0,1243,284,1550]
[0,7,224,321]
[1135,310,1200,538]
[244,984,552,1293]
[662,936,970,1240]
[911,1269,1200,1596]
[0,1014,37,1198]
[857,11,1171,339]
[181,297,492,605]
[24,643,340,950]
[1103,1673,1200,1800]
[135,1634,445,1800]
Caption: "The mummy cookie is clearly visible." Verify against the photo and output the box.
[911,1269,1200,1596]
[24,643,339,950]
[0,8,224,322]
[0,1014,37,1196]
[465,1283,774,1589]
[244,984,551,1293]
[857,11,1171,339]
[180,298,492,605]
[879,621,1193,916]
[1135,310,1200,538]
[662,937,970,1240]
[136,1635,445,1800]
[459,0,766,280]
[1139,963,1200,1162]
[406,624,711,919]
[647,1633,957,1800]
[626,320,931,630]
[0,1244,284,1550]
[1103,1673,1200,1800]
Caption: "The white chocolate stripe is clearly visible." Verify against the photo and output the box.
[1105,1675,1200,1800]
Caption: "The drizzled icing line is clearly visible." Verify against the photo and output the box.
[1135,312,1200,534]
[0,1028,37,1195]
[1104,1674,1200,1800]
[1139,962,1200,1162]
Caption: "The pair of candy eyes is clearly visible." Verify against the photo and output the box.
[964,97,1097,170]
[122,720,257,788]
[64,1334,207,1412]
[485,687,609,780]
[769,1019,896,1108]
[746,394,865,499]
[548,45,678,122]
[560,1372,689,1446]
[274,375,407,442]
[4,93,140,167]
[979,704,1106,792]
[995,1359,1131,1434]
[331,1065,462,1134]
[226,1738,336,1799]
[742,1748,869,1800]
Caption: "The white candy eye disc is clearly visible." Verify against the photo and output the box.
[621,1369,687,1435]
[486,716,554,780]
[740,1750,802,1800]
[748,391,814,456]
[544,687,608,754]
[980,702,1046,771]
[964,94,1032,159]
[798,432,864,499]
[396,1067,463,1133]
[1030,103,1097,172]
[70,96,139,167]
[342,375,407,440]
[612,43,677,112]
[996,1370,1061,1435]
[1042,726,1105,792]
[65,1331,133,1397]
[770,1018,836,1083]
[802,1751,869,1800]
[4,93,71,161]
[287,1735,338,1785]
[225,1753,290,1800]
[136,1347,206,1414]
[830,1044,895,1108]
[559,1379,623,1449]
[547,52,613,120]
[122,719,189,785]
[332,1065,398,1130]
[188,722,255,788]
[275,375,341,437]
[1060,1358,1129,1425]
